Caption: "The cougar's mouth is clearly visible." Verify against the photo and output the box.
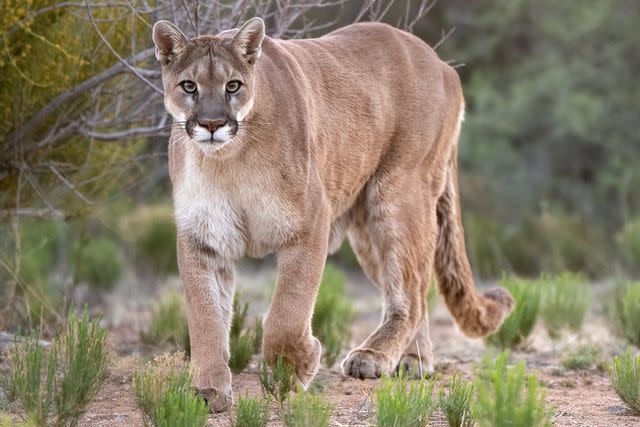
[186,118,239,144]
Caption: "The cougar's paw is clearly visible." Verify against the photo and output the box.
[193,365,232,413]
[263,334,322,389]
[342,348,395,379]
[196,386,233,413]
[484,286,516,316]
[395,354,435,379]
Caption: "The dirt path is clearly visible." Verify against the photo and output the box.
[6,267,640,426]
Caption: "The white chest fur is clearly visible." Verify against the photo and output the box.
[173,152,297,260]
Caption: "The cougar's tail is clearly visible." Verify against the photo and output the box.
[434,147,515,338]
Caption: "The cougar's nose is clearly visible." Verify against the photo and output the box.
[197,118,226,133]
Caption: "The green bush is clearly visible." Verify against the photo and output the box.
[622,283,640,346]
[120,205,177,275]
[2,310,108,427]
[540,272,590,338]
[607,349,640,413]
[617,218,640,271]
[233,393,269,427]
[486,276,541,349]
[606,280,633,337]
[134,352,207,427]
[439,374,476,427]
[464,214,508,278]
[475,351,553,427]
[17,220,63,284]
[283,392,333,427]
[73,237,123,291]
[143,290,189,350]
[561,344,600,371]
[375,371,437,427]
[312,264,353,367]
[258,357,295,407]
[228,294,261,373]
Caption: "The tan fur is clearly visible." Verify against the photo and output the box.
[153,18,514,412]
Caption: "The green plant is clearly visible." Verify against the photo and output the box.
[438,374,476,427]
[134,352,208,427]
[283,392,333,427]
[617,218,640,271]
[312,264,353,367]
[486,276,541,349]
[74,237,123,290]
[119,205,178,275]
[228,294,261,373]
[607,349,640,413]
[233,393,270,427]
[375,371,437,427]
[143,290,189,349]
[540,272,590,338]
[475,351,553,427]
[2,309,108,427]
[258,357,296,406]
[561,344,600,371]
[622,283,640,346]
[606,280,633,336]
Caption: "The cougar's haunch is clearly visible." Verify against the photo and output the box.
[153,17,514,412]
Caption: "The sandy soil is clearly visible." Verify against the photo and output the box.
[4,266,640,426]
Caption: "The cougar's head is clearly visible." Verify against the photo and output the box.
[153,18,264,155]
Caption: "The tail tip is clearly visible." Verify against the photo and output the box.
[483,286,516,322]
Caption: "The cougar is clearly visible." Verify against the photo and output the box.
[152,17,514,412]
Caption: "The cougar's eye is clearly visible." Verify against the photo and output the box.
[181,80,197,93]
[226,80,241,93]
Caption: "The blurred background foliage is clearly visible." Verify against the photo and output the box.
[0,0,638,330]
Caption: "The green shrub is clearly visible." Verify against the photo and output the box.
[120,205,178,275]
[540,272,590,338]
[606,280,633,337]
[486,276,541,349]
[617,218,640,271]
[562,344,600,371]
[228,294,261,373]
[475,351,553,427]
[2,309,108,427]
[607,349,640,413]
[233,393,270,427]
[312,264,353,367]
[375,371,437,427]
[464,214,508,278]
[283,392,333,427]
[143,290,189,350]
[18,220,63,284]
[439,374,476,427]
[258,357,295,407]
[622,283,640,346]
[134,352,207,427]
[73,237,123,290]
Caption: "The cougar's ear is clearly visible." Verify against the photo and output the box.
[152,20,188,65]
[232,17,265,64]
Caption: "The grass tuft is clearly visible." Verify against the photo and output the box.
[142,290,189,351]
[375,371,437,427]
[312,264,353,367]
[228,293,261,373]
[1,309,108,427]
[622,283,640,346]
[540,272,590,338]
[258,357,296,407]
[283,391,333,427]
[233,393,270,427]
[486,275,541,349]
[475,351,553,427]
[561,344,600,371]
[607,349,640,413]
[134,352,208,427]
[438,374,476,427]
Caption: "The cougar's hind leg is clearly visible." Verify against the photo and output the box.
[342,171,437,379]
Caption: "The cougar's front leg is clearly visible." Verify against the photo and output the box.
[262,209,330,387]
[177,236,234,413]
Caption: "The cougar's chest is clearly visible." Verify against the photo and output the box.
[173,161,296,260]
